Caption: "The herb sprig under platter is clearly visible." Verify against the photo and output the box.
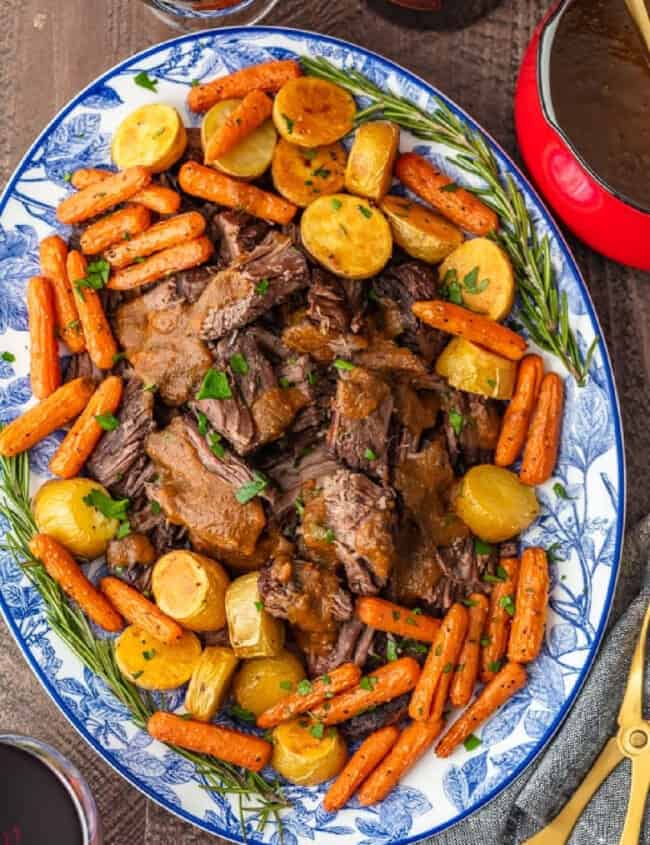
[302,55,597,386]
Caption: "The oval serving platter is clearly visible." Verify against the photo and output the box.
[0,26,624,845]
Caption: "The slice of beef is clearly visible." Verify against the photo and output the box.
[374,261,447,364]
[213,209,271,266]
[307,269,352,335]
[192,231,310,340]
[305,618,372,678]
[145,416,266,556]
[174,265,217,304]
[339,693,410,742]
[114,279,213,406]
[388,522,445,609]
[420,536,494,610]
[64,351,104,384]
[282,318,368,364]
[264,439,339,516]
[322,468,396,595]
[354,336,429,380]
[129,503,188,556]
[106,533,155,571]
[327,367,393,482]
[442,390,501,472]
[86,377,155,497]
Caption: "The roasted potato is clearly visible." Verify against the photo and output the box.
[345,121,400,201]
[381,194,464,264]
[152,550,229,632]
[454,465,540,543]
[226,573,285,658]
[201,99,277,180]
[185,646,239,722]
[115,625,202,690]
[439,237,515,320]
[272,78,356,147]
[112,104,187,173]
[33,478,118,559]
[301,194,393,280]
[436,337,518,400]
[271,139,346,207]
[271,719,348,786]
[232,649,306,717]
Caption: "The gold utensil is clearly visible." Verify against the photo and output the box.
[625,0,650,56]
[524,602,650,845]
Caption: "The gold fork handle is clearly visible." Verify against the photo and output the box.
[523,737,623,845]
[620,756,650,845]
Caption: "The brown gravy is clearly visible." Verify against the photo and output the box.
[550,0,650,209]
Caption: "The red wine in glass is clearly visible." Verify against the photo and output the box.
[367,0,504,29]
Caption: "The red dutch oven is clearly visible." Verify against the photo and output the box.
[515,0,650,271]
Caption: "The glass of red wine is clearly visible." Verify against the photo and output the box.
[367,0,504,29]
[139,0,280,30]
[0,734,102,845]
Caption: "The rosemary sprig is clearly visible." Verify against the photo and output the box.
[302,56,598,385]
[0,451,288,839]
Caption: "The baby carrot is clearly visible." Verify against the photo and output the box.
[49,376,122,478]
[100,577,183,644]
[495,354,544,467]
[519,372,564,486]
[107,236,214,291]
[187,59,302,113]
[79,205,151,255]
[508,548,549,664]
[56,166,151,224]
[27,276,61,399]
[324,726,400,812]
[67,250,118,369]
[147,712,272,772]
[39,235,85,353]
[205,90,273,162]
[105,211,206,269]
[436,662,527,758]
[70,169,181,215]
[29,533,123,632]
[356,597,440,643]
[450,593,490,709]
[257,663,361,729]
[481,557,519,683]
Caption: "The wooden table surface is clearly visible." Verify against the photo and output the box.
[1,1,648,842]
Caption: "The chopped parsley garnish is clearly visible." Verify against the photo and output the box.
[294,496,305,518]
[235,471,269,504]
[440,266,489,304]
[440,182,459,192]
[434,644,443,657]
[487,660,502,673]
[364,448,378,461]
[462,598,479,607]
[442,662,453,674]
[464,734,482,751]
[323,527,335,544]
[333,358,355,371]
[254,600,264,612]
[279,680,293,691]
[474,539,495,556]
[197,411,209,436]
[209,431,225,459]
[63,172,73,183]
[123,231,132,241]
[142,649,156,661]
[486,378,497,388]
[196,368,232,400]
[134,71,158,92]
[95,413,119,431]
[281,113,294,134]
[496,565,509,580]
[462,266,489,295]
[448,408,465,437]
[392,610,401,621]
[278,376,291,389]
[190,79,200,87]
[480,636,491,647]
[229,353,249,375]
[1,351,15,363]
[313,167,331,179]
[150,501,161,515]
[307,371,318,386]
[75,258,110,296]
[296,679,312,696]
[83,489,129,522]
[321,674,332,685]
[553,482,573,500]
[499,595,516,617]
[142,383,157,393]
[358,204,372,219]
[359,676,378,691]
[116,521,131,539]
[255,278,270,295]
[547,542,565,564]
[229,705,256,722]
[132,670,144,679]
[309,722,325,740]
[112,352,126,365]
[386,639,399,662]
[482,572,506,584]
[330,197,342,211]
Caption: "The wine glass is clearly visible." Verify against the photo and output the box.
[140,0,280,30]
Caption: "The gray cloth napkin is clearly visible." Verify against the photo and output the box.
[427,516,650,845]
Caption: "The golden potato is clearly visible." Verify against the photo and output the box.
[152,550,229,632]
[381,194,464,264]
[271,719,348,786]
[226,573,285,658]
[436,337,518,400]
[345,121,400,201]
[439,238,515,320]
[112,104,187,173]
[232,650,306,717]
[115,625,202,690]
[301,194,393,280]
[454,465,540,543]
[273,78,356,147]
[201,99,277,180]
[271,139,346,207]
[184,646,239,722]
[33,478,118,559]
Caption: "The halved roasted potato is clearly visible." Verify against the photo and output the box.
[185,646,239,722]
[436,337,517,399]
[115,625,202,690]
[226,572,285,658]
[201,98,277,179]
[112,104,187,173]
[152,550,230,632]
[273,78,356,147]
[439,237,515,320]
[271,719,348,786]
[301,194,393,280]
[381,194,463,264]
[271,139,346,207]
[345,121,400,201]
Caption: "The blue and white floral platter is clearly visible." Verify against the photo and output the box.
[0,27,624,844]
